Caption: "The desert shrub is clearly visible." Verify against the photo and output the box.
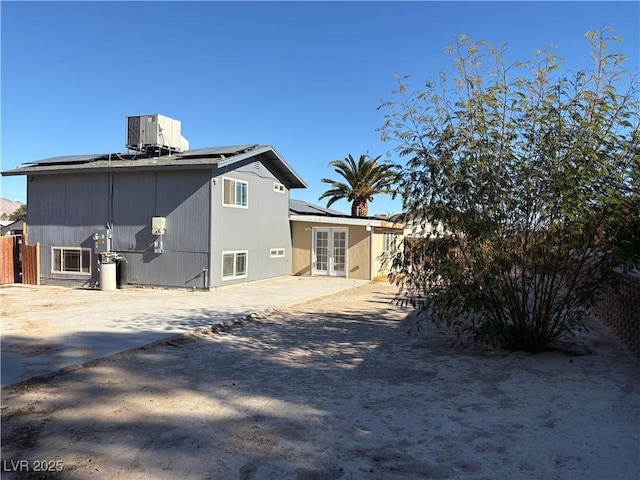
[379,28,640,352]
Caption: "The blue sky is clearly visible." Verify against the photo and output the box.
[1,1,638,215]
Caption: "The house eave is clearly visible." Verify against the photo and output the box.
[2,144,308,189]
[289,214,384,227]
[1,161,213,176]
[217,145,306,189]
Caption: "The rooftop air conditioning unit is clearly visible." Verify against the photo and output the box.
[126,114,189,153]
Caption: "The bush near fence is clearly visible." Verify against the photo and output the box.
[591,271,640,359]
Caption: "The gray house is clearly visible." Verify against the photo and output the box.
[2,138,307,289]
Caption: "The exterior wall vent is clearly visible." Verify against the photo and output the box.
[126,114,189,154]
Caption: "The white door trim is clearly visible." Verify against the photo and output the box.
[312,227,348,277]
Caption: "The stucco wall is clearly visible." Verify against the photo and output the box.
[291,221,371,280]
[372,227,403,278]
[291,221,313,276]
[348,226,370,280]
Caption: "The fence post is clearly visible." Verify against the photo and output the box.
[35,242,41,285]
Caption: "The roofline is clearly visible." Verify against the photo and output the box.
[1,161,209,177]
[290,214,385,227]
[217,146,271,168]
[218,145,307,189]
[2,145,308,189]
[268,145,308,189]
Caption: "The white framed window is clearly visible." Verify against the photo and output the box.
[223,177,248,208]
[273,182,285,193]
[383,232,397,252]
[51,247,92,275]
[270,248,285,258]
[222,250,248,280]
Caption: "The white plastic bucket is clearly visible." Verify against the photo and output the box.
[99,261,117,291]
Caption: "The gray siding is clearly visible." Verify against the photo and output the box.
[111,169,211,288]
[25,157,295,289]
[209,159,292,287]
[28,173,109,286]
[29,170,211,288]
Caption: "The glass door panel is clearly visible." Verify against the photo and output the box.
[313,229,329,275]
[331,230,346,276]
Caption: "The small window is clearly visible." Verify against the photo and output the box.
[383,233,397,252]
[51,247,92,274]
[223,178,248,207]
[270,248,285,258]
[222,251,248,280]
[273,182,285,193]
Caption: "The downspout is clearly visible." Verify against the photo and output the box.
[207,173,215,290]
[369,225,375,281]
[108,170,114,227]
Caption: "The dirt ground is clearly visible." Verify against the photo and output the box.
[1,283,638,480]
[1,286,93,337]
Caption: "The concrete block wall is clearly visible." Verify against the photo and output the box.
[591,271,640,359]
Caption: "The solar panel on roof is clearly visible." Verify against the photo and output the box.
[24,154,109,166]
[5,144,307,189]
[178,145,258,158]
[20,145,264,167]
[289,199,345,216]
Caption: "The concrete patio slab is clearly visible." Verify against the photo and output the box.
[0,276,368,386]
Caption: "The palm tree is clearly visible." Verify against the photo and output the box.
[319,154,398,217]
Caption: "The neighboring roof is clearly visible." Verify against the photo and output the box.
[1,219,24,234]
[289,199,403,229]
[289,199,345,217]
[2,144,307,189]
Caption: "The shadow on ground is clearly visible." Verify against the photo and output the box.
[1,285,639,480]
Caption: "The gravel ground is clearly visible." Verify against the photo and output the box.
[1,282,638,480]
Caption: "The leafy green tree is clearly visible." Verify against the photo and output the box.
[320,154,398,217]
[379,27,640,352]
[7,204,27,222]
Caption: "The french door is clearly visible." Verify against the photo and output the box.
[312,228,347,277]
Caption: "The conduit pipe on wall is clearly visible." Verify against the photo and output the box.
[369,225,374,281]
[208,175,215,289]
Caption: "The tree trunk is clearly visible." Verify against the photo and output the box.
[351,200,369,217]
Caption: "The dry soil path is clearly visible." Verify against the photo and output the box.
[1,283,638,479]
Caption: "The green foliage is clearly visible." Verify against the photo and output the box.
[379,27,640,352]
[5,204,27,222]
[319,153,398,217]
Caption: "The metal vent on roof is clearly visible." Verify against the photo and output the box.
[127,116,141,147]
[126,114,189,154]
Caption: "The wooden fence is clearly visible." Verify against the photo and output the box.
[23,243,40,285]
[0,235,40,285]
[0,236,15,284]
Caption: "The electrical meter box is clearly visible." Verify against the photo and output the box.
[152,217,166,236]
[93,229,111,254]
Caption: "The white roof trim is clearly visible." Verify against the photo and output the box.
[290,214,384,227]
[217,145,307,188]
[216,146,272,168]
